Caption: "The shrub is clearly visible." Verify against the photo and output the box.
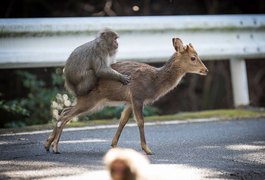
[0,69,65,127]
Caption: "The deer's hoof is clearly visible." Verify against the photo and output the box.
[53,151,61,154]
[51,142,60,154]
[145,150,153,155]
[142,146,153,155]
[111,144,117,148]
[44,142,50,152]
[52,146,60,154]
[45,148,50,153]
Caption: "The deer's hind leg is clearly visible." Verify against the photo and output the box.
[111,105,132,148]
[44,97,97,153]
[44,106,83,153]
[44,106,74,152]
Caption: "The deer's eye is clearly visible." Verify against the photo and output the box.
[191,56,196,61]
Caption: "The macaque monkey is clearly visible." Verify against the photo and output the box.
[104,148,149,180]
[64,28,130,96]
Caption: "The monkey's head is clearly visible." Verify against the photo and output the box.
[99,28,119,51]
[104,148,150,180]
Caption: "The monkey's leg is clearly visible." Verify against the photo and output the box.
[76,70,97,96]
[111,105,132,148]
[44,106,73,152]
[96,68,129,84]
[132,100,153,155]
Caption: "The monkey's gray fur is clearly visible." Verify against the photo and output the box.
[64,28,130,97]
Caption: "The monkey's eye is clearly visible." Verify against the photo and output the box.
[191,56,196,61]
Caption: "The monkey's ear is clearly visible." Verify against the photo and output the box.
[98,29,109,38]
[172,38,185,53]
[100,31,106,38]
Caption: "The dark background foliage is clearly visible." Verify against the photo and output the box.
[1,0,265,18]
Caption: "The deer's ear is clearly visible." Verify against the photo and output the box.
[172,38,185,53]
[186,43,195,53]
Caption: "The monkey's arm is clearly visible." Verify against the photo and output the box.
[96,67,130,84]
[92,58,130,84]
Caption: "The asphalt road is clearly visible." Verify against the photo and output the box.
[0,118,265,179]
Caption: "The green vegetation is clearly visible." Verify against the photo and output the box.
[146,109,265,121]
[0,70,65,128]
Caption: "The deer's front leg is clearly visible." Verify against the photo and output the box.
[111,105,132,148]
[132,101,153,155]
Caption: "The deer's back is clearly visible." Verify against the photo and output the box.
[112,61,156,76]
[90,61,158,103]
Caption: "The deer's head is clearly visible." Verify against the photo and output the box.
[172,38,208,76]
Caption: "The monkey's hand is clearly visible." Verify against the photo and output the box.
[120,75,130,85]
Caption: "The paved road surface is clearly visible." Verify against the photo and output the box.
[0,118,265,179]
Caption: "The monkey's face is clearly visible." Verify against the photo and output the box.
[113,37,118,49]
[110,159,130,180]
[100,30,119,51]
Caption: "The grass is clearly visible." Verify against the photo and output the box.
[146,108,265,121]
[1,108,265,134]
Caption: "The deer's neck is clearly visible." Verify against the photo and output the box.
[153,55,186,101]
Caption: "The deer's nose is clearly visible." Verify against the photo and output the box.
[200,68,208,75]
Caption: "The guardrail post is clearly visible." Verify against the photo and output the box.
[229,58,250,107]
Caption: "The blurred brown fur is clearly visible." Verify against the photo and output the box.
[104,148,149,180]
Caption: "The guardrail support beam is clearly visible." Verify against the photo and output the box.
[229,58,250,107]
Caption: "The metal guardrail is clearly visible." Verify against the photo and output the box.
[1,15,265,107]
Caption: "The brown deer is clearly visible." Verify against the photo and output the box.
[44,38,208,155]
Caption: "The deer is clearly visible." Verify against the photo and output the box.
[44,38,208,155]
